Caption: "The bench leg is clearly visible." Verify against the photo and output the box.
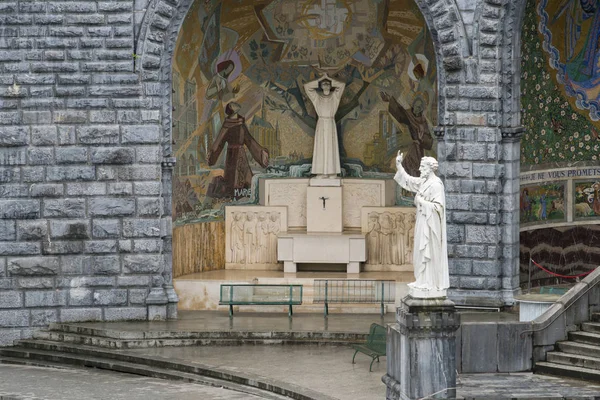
[369,356,377,372]
[288,304,293,317]
[324,303,328,317]
[352,350,359,364]
[229,304,233,318]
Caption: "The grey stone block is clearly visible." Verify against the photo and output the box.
[46,166,95,181]
[461,323,498,373]
[77,125,119,144]
[49,220,90,240]
[134,182,161,195]
[91,147,134,164]
[0,200,40,219]
[30,184,64,198]
[69,288,94,306]
[0,310,29,328]
[117,276,151,287]
[89,255,120,275]
[0,220,16,241]
[93,289,127,306]
[107,182,133,196]
[92,219,120,239]
[42,241,84,255]
[103,307,147,321]
[55,147,88,164]
[66,182,106,196]
[89,198,135,217]
[84,240,117,254]
[124,255,163,274]
[0,291,23,308]
[0,147,27,165]
[497,323,532,372]
[30,126,57,146]
[16,221,47,242]
[122,219,160,237]
[129,289,149,305]
[16,277,54,289]
[1,243,42,257]
[0,328,22,346]
[31,309,59,326]
[25,290,67,307]
[133,239,162,253]
[60,308,102,323]
[137,198,161,217]
[0,126,28,146]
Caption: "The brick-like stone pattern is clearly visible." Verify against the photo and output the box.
[0,0,175,346]
[0,0,526,344]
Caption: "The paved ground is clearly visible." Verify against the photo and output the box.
[0,364,265,400]
[71,309,518,335]
[124,344,600,400]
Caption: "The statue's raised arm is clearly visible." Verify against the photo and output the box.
[394,152,450,298]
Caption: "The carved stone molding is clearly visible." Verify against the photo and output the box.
[501,126,525,142]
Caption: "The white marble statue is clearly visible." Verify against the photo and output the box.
[304,74,346,178]
[394,152,449,298]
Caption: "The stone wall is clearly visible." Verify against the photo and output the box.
[0,0,177,345]
[0,0,529,344]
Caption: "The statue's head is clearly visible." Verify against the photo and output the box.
[419,157,438,178]
[246,212,255,221]
[258,212,267,221]
[319,79,332,96]
[270,213,279,222]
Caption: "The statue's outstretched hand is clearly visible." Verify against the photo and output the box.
[396,151,404,170]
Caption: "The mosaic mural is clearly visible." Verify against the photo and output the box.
[172,0,437,224]
[520,0,600,168]
[519,183,565,224]
[574,180,600,219]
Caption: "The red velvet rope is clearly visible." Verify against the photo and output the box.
[530,258,593,279]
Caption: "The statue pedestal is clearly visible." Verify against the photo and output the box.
[383,297,460,400]
[307,185,342,233]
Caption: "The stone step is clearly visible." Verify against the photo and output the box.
[592,313,600,323]
[0,343,331,400]
[0,353,290,400]
[32,330,362,349]
[546,351,600,371]
[557,341,600,359]
[568,330,600,346]
[535,361,600,382]
[582,322,600,334]
[44,324,367,342]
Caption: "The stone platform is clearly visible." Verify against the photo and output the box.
[173,270,412,313]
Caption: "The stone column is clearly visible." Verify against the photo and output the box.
[161,157,179,320]
[383,297,461,400]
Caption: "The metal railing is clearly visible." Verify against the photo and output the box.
[313,280,395,316]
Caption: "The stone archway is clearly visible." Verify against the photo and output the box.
[134,0,533,307]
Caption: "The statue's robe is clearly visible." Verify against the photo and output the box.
[304,80,345,176]
[394,167,449,291]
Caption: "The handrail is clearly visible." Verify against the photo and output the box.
[520,273,600,338]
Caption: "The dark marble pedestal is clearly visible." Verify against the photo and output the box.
[382,296,461,400]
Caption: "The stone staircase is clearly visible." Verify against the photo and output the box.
[0,323,343,400]
[536,312,600,381]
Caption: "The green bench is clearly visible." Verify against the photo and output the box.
[314,279,396,316]
[351,323,387,371]
[219,284,303,317]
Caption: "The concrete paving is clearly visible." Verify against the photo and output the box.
[0,364,266,400]
[123,344,600,400]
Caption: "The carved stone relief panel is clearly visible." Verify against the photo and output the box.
[361,207,415,272]
[260,179,308,229]
[225,206,288,270]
